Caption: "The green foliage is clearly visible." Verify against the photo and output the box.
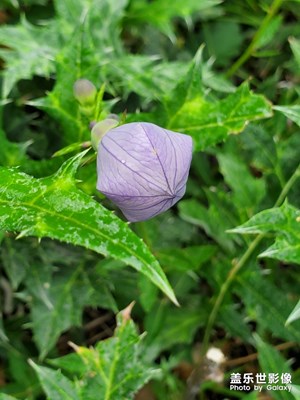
[0,17,58,97]
[0,0,300,399]
[255,335,294,400]
[127,0,223,41]
[162,56,273,151]
[0,151,176,305]
[31,308,156,400]
[286,299,300,325]
[231,201,300,264]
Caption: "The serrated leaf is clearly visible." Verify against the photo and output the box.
[217,150,266,213]
[286,300,300,326]
[178,192,239,253]
[231,201,300,264]
[255,335,294,400]
[29,28,93,145]
[29,360,79,400]
[157,245,216,272]
[0,17,59,97]
[274,105,300,128]
[127,0,222,40]
[237,275,300,342]
[157,51,272,151]
[25,261,115,358]
[143,304,205,362]
[0,152,177,305]
[73,308,157,399]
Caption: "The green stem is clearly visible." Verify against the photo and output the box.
[226,0,283,78]
[200,162,300,356]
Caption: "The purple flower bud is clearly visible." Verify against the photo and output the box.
[96,122,193,222]
[73,79,97,105]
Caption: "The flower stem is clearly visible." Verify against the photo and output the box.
[200,162,300,356]
[226,0,284,78]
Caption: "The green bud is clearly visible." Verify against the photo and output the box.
[91,118,119,151]
[73,79,97,106]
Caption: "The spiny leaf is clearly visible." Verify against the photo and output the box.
[0,17,59,97]
[52,307,158,400]
[155,51,272,151]
[26,261,116,358]
[127,0,222,41]
[29,360,79,400]
[0,152,177,305]
[217,150,266,213]
[237,275,300,342]
[230,201,300,264]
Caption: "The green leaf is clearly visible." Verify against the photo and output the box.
[0,17,59,97]
[237,275,300,342]
[158,51,272,151]
[127,0,222,40]
[289,37,300,69]
[0,129,30,167]
[0,395,20,400]
[29,360,79,400]
[143,304,205,362]
[286,300,300,326]
[0,152,177,305]
[217,150,266,213]
[72,307,157,399]
[203,20,244,67]
[29,28,92,145]
[231,201,300,264]
[178,193,239,253]
[157,245,216,272]
[25,260,115,358]
[255,335,294,400]
[274,105,300,128]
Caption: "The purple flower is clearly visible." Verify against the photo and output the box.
[96,122,193,222]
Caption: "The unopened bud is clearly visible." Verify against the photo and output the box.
[91,118,119,151]
[73,79,97,106]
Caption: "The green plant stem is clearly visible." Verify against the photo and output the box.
[226,0,283,78]
[200,162,300,356]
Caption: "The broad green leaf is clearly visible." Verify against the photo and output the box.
[29,360,79,400]
[178,191,240,253]
[0,129,29,167]
[286,300,300,326]
[255,335,294,400]
[237,275,300,342]
[217,150,266,213]
[0,395,20,400]
[72,307,157,399]
[231,201,300,264]
[203,20,243,67]
[218,305,252,343]
[156,51,272,151]
[143,304,205,362]
[127,0,222,40]
[0,152,177,305]
[0,17,59,97]
[25,261,115,358]
[157,245,216,272]
[274,105,300,128]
